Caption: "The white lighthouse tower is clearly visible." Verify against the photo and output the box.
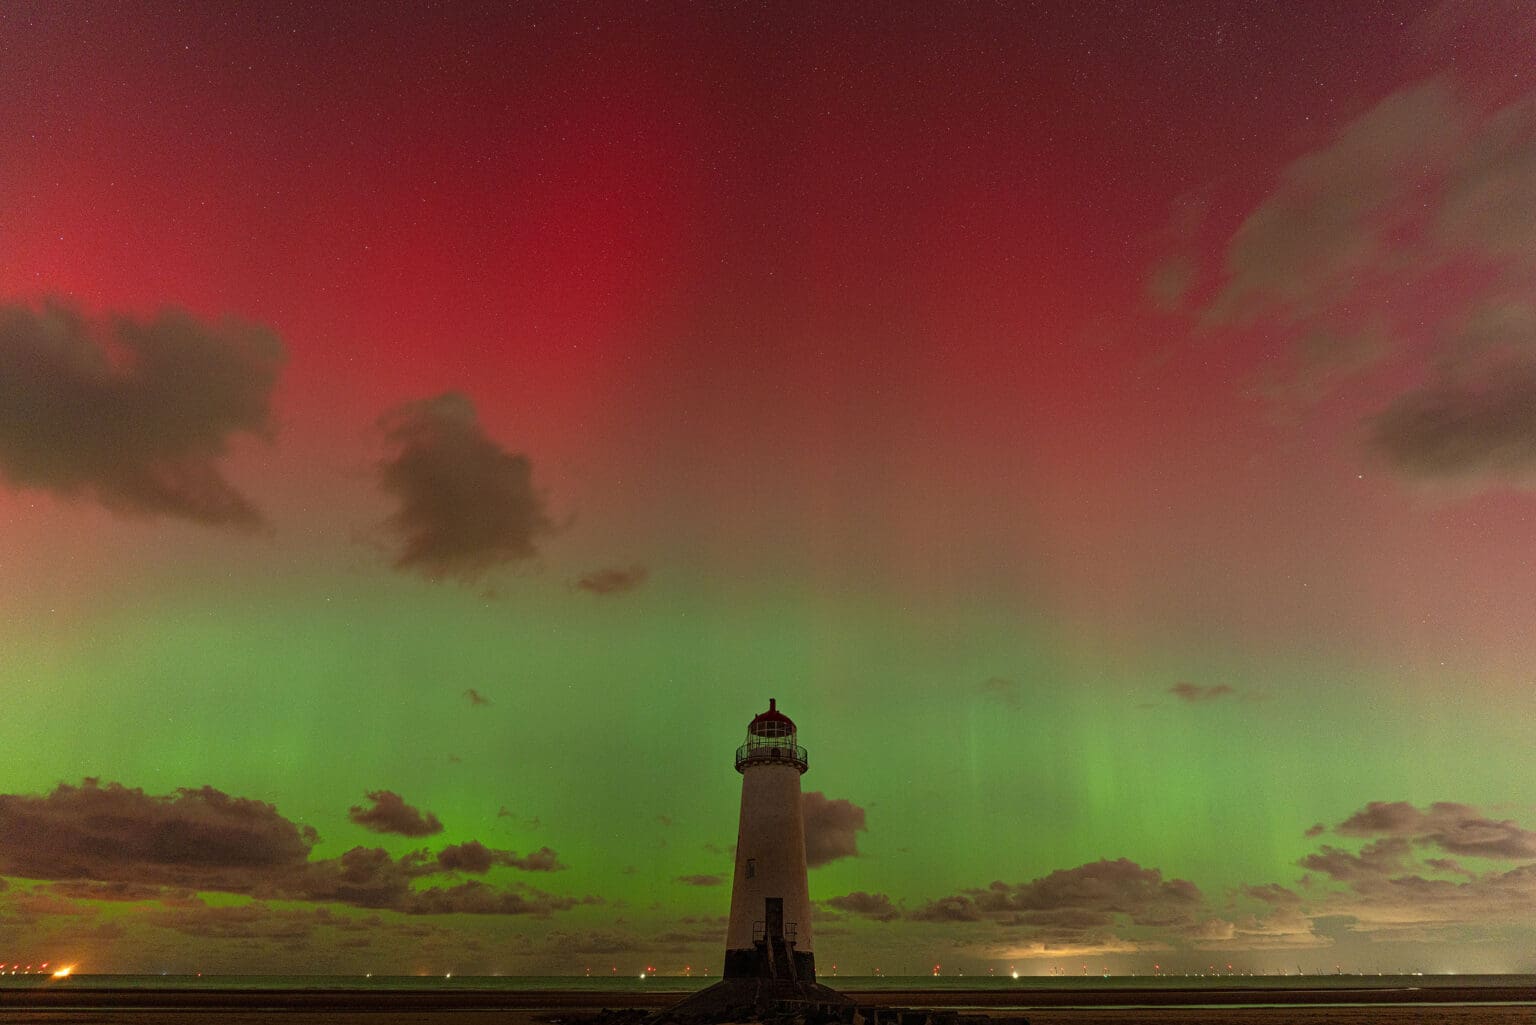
[723,698,816,981]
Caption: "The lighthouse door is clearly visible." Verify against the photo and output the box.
[764,897,784,940]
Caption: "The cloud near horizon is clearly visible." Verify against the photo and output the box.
[910,858,1203,931]
[5,786,1535,970]
[347,791,444,837]
[825,890,900,922]
[892,801,1536,959]
[906,857,1331,959]
[378,392,556,582]
[0,300,283,528]
[1292,800,1536,941]
[0,780,586,917]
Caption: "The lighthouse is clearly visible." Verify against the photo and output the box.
[669,699,849,1017]
[723,698,816,981]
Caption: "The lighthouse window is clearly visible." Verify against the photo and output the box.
[746,858,756,878]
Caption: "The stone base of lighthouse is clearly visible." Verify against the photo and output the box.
[722,944,815,981]
[724,890,816,981]
[667,976,853,1020]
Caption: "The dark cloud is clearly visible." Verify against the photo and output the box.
[346,791,444,837]
[287,845,584,915]
[0,780,316,887]
[575,565,649,596]
[0,780,593,920]
[47,880,189,903]
[431,841,563,874]
[1337,800,1438,835]
[1278,802,1536,942]
[910,858,1204,937]
[1299,838,1413,881]
[1240,883,1301,907]
[676,874,725,887]
[1334,801,1536,859]
[1368,367,1536,481]
[1309,861,1536,940]
[0,300,283,527]
[801,792,866,868]
[825,891,899,922]
[464,688,492,706]
[507,846,562,872]
[393,880,595,916]
[378,392,555,581]
[1169,682,1235,703]
[908,894,984,923]
[1425,857,1476,878]
[286,846,593,915]
[0,895,93,935]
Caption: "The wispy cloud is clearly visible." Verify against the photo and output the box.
[574,565,649,596]
[1169,682,1235,703]
[1169,74,1536,490]
[676,874,725,887]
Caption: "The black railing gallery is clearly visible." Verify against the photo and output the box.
[735,736,808,771]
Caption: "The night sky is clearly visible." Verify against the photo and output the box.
[3,1,1536,977]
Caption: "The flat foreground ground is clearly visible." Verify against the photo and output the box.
[0,985,1530,1024]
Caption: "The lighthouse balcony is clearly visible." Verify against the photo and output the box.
[752,920,797,944]
[735,738,809,773]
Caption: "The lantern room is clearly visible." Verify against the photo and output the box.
[735,698,808,773]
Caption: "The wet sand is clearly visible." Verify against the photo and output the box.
[1,1012,1531,1025]
[1,982,1531,1020]
[849,985,1536,1007]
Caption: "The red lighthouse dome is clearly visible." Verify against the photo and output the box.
[736,698,807,773]
[748,697,796,737]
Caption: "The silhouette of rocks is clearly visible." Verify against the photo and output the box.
[564,992,1027,1025]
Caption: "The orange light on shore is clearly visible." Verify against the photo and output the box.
[51,965,75,979]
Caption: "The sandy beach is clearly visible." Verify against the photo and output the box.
[1,983,1532,1024]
